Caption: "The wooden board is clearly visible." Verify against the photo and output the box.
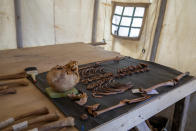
[0,43,120,130]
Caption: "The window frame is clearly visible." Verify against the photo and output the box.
[111,2,150,40]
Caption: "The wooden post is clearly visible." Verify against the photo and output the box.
[172,95,190,131]
[135,121,151,131]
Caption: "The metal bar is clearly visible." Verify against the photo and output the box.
[150,0,167,62]
[14,0,23,48]
[128,7,136,37]
[114,14,143,18]
[117,7,125,35]
[91,0,99,44]
[112,24,140,29]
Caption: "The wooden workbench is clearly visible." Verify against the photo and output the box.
[0,43,120,130]
[0,43,195,131]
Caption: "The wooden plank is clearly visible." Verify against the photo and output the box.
[150,0,167,62]
[0,43,120,130]
[172,95,190,131]
[135,121,151,131]
[91,79,196,131]
[0,43,120,74]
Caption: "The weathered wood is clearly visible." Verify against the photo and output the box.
[135,121,151,131]
[172,95,190,131]
[150,0,167,62]
[0,43,120,131]
[91,79,196,131]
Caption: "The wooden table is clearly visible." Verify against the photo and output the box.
[0,43,120,130]
[0,43,195,131]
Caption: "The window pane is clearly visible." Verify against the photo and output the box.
[134,7,145,17]
[121,17,132,26]
[132,18,143,27]
[112,25,118,35]
[115,6,123,15]
[130,28,140,37]
[112,15,121,25]
[119,27,129,37]
[123,7,134,16]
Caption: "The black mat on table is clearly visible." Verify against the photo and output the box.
[34,56,193,131]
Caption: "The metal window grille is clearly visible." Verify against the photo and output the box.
[112,6,146,39]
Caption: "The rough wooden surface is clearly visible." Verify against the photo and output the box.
[172,95,190,131]
[0,43,120,130]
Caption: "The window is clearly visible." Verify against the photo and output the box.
[111,3,149,40]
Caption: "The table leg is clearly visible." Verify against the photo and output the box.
[172,95,190,131]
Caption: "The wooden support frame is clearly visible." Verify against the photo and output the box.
[150,0,167,62]
[135,121,151,131]
[91,79,196,131]
[172,95,190,131]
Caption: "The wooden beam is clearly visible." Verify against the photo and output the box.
[135,121,151,131]
[91,0,99,44]
[91,79,196,131]
[172,95,190,131]
[150,0,167,62]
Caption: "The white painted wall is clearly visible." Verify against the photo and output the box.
[20,0,55,47]
[156,0,196,76]
[0,0,17,50]
[55,0,94,44]
[0,0,94,49]
[20,0,94,47]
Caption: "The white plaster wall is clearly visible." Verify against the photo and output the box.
[20,0,55,47]
[0,0,17,50]
[18,0,94,47]
[0,0,94,49]
[156,0,196,76]
[54,0,94,44]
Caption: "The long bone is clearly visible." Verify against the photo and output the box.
[28,117,74,131]
[132,72,190,94]
[0,88,16,96]
[0,107,49,129]
[0,80,29,91]
[89,95,151,117]
[5,113,59,131]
